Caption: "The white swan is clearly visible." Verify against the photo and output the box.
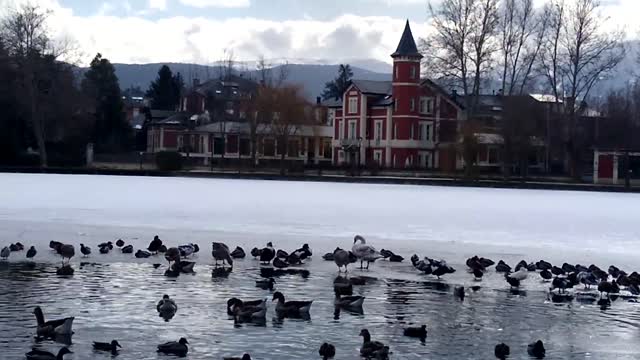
[352,235,382,270]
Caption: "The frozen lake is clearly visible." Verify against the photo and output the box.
[1,173,640,359]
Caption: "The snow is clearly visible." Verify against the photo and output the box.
[1,173,639,268]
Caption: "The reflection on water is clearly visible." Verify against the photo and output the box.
[2,259,640,360]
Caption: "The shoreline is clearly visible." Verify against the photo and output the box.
[0,165,636,193]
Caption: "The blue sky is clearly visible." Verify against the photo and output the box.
[1,0,637,67]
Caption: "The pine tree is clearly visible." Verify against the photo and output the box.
[322,64,353,100]
[146,65,183,111]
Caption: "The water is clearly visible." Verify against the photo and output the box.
[1,174,640,359]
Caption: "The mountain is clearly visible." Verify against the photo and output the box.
[110,62,391,101]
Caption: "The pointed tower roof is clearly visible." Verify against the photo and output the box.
[391,20,423,59]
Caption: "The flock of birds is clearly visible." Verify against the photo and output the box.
[2,233,636,359]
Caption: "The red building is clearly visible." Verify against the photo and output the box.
[328,20,464,170]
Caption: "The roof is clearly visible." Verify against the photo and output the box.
[150,110,177,119]
[421,78,465,109]
[191,75,258,97]
[391,20,423,59]
[530,94,563,103]
[371,95,394,107]
[154,113,189,125]
[351,80,392,95]
[322,98,343,108]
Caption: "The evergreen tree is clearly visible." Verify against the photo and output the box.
[146,65,184,111]
[322,64,353,100]
[81,53,130,152]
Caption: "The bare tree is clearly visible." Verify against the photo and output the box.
[540,0,625,178]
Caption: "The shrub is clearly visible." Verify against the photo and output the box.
[155,151,183,171]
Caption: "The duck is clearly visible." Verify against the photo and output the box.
[164,247,180,265]
[292,244,312,260]
[98,241,114,250]
[93,340,122,352]
[527,340,545,359]
[352,235,382,270]
[494,343,510,359]
[562,263,577,273]
[551,266,565,277]
[56,265,74,276]
[333,248,351,272]
[10,243,20,252]
[334,292,365,308]
[540,269,553,281]
[505,273,521,289]
[121,245,134,254]
[272,291,313,314]
[250,247,261,258]
[1,246,10,260]
[33,306,74,337]
[495,260,511,273]
[158,245,168,253]
[49,241,63,253]
[359,329,388,359]
[135,249,151,258]
[287,252,303,265]
[99,245,110,254]
[380,249,394,259]
[256,278,276,290]
[319,343,336,359]
[228,299,267,320]
[389,254,404,262]
[432,263,456,279]
[26,246,37,259]
[227,298,266,316]
[260,242,276,264]
[157,338,188,356]
[598,280,620,297]
[514,260,528,272]
[223,354,251,360]
[148,235,163,253]
[80,244,91,257]
[173,260,195,273]
[212,242,233,267]
[276,249,289,259]
[25,347,72,360]
[59,244,74,264]
[403,324,427,339]
[536,260,552,271]
[273,257,289,269]
[230,246,246,259]
[322,252,334,261]
[157,294,178,315]
[473,268,484,281]
[115,239,125,247]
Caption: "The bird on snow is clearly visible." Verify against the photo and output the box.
[1,246,10,260]
[80,244,91,257]
[212,242,233,267]
[26,246,37,259]
[260,242,276,265]
[352,235,382,270]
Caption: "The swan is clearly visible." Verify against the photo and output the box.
[351,235,382,270]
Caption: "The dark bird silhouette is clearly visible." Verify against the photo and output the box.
[551,266,565,277]
[273,257,289,269]
[562,263,576,273]
[157,338,188,356]
[250,247,261,258]
[536,260,552,271]
[59,244,75,264]
[319,343,336,359]
[540,269,553,281]
[121,245,133,254]
[495,260,511,273]
[494,343,510,359]
[260,242,275,264]
[473,268,484,280]
[403,324,427,339]
[505,274,520,288]
[26,246,37,259]
[527,340,545,359]
[158,245,167,253]
[25,347,72,360]
[230,246,246,259]
[115,239,125,247]
[380,249,394,259]
[598,280,620,297]
[49,241,63,253]
[515,260,528,272]
[148,235,162,253]
[80,244,91,257]
[93,340,122,352]
[99,246,110,254]
[135,250,151,258]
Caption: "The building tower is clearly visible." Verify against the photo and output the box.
[390,20,423,167]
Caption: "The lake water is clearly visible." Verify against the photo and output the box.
[1,174,640,359]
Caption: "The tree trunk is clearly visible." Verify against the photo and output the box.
[29,80,47,168]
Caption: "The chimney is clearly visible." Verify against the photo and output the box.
[316,96,322,105]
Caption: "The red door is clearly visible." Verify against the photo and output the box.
[598,155,613,179]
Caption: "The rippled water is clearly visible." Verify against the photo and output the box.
[1,174,640,359]
[2,252,640,360]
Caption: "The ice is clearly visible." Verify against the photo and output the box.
[1,173,639,269]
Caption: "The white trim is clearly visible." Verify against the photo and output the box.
[392,115,422,119]
[348,97,358,114]
[392,82,420,86]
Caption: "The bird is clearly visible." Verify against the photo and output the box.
[99,245,110,254]
[226,298,266,316]
[287,252,303,265]
[179,244,197,257]
[359,329,388,359]
[164,247,180,265]
[432,262,456,279]
[514,260,528,272]
[598,280,620,297]
[322,252,334,261]
[1,246,10,260]
[562,263,577,273]
[250,247,261,258]
[115,239,125,247]
[33,306,74,337]
[80,244,91,257]
[403,324,427,339]
[212,242,234,267]
[25,347,72,360]
[540,269,553,281]
[352,235,383,270]
[121,245,134,254]
[158,245,168,253]
[157,338,188,356]
[272,291,313,314]
[494,343,510,359]
[260,242,275,264]
[380,249,394,259]
[59,244,74,264]
[495,260,511,273]
[256,278,276,290]
[505,273,521,289]
[333,248,352,272]
[223,354,251,360]
[527,340,545,359]
[273,257,289,269]
[293,243,312,260]
[157,294,178,316]
[389,254,404,262]
[536,260,552,270]
[93,340,122,353]
[334,292,365,308]
[98,241,114,250]
[228,299,267,320]
[173,260,195,274]
[148,235,163,253]
[49,241,63,253]
[9,243,20,252]
[277,249,289,259]
[26,246,37,259]
[319,343,336,359]
[230,246,246,258]
[551,266,565,277]
[473,268,484,281]
[135,249,151,258]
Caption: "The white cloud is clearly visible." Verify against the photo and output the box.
[148,0,167,11]
[179,0,250,8]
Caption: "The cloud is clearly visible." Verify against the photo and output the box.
[148,0,167,11]
[179,0,250,8]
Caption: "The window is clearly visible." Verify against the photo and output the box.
[348,97,358,114]
[394,65,398,80]
[213,137,224,155]
[410,98,415,112]
[419,122,432,141]
[410,124,414,139]
[410,66,416,80]
[348,121,357,139]
[373,150,382,165]
[374,121,382,141]
[239,138,250,156]
[338,120,344,140]
[263,139,275,157]
[420,97,434,115]
[488,147,500,164]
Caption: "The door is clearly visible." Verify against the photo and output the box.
[373,150,383,165]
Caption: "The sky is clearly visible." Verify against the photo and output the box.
[0,0,638,67]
